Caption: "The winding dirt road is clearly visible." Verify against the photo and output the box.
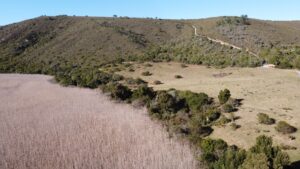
[192,25,259,58]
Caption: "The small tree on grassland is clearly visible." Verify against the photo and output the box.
[218,89,231,104]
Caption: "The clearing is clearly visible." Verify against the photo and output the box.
[118,62,300,161]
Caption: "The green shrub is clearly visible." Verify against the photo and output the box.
[179,91,209,112]
[257,113,275,125]
[200,138,228,154]
[212,147,246,169]
[102,83,132,101]
[230,123,240,130]
[275,121,297,134]
[239,153,270,169]
[144,63,153,67]
[214,115,231,126]
[141,71,152,76]
[174,75,183,79]
[222,103,235,113]
[181,64,188,68]
[249,135,290,169]
[205,108,221,123]
[148,91,185,120]
[132,85,155,100]
[153,80,163,85]
[218,89,231,104]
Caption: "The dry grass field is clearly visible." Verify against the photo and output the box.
[118,62,300,161]
[0,74,197,169]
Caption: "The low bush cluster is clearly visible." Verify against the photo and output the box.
[200,135,290,169]
[257,113,275,125]
[275,121,297,134]
[101,83,132,101]
[141,71,152,76]
[218,89,231,104]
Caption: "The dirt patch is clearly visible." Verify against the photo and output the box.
[0,74,197,169]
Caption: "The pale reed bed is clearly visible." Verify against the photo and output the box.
[0,74,197,169]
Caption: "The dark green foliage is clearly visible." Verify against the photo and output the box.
[239,153,270,169]
[257,113,276,125]
[201,135,290,169]
[102,83,132,101]
[200,138,228,154]
[212,147,247,169]
[205,108,221,123]
[56,68,113,88]
[153,80,163,85]
[216,16,250,26]
[132,85,155,105]
[249,135,290,169]
[178,91,209,112]
[125,77,147,85]
[218,89,231,104]
[141,71,152,76]
[214,115,232,126]
[222,103,235,113]
[275,121,297,134]
[174,75,183,79]
[261,47,300,69]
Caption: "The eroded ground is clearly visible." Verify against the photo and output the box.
[118,62,300,161]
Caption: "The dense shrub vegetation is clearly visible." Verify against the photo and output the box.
[260,46,300,69]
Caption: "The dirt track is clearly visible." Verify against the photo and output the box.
[0,74,197,169]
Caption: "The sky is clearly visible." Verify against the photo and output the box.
[1,0,300,25]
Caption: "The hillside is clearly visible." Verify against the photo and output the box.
[190,17,300,53]
[0,15,299,76]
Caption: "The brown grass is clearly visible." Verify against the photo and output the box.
[0,74,197,169]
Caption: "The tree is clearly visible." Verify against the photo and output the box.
[239,153,270,169]
[218,89,231,104]
[241,15,250,25]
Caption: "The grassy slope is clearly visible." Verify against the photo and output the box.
[1,16,300,74]
[190,17,300,53]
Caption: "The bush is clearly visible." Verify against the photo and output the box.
[257,113,275,125]
[141,71,152,76]
[132,85,155,105]
[144,63,153,67]
[239,153,270,169]
[205,108,221,123]
[222,103,235,113]
[179,91,209,112]
[249,135,290,169]
[174,75,183,79]
[214,115,231,126]
[275,121,297,134]
[218,89,231,104]
[153,80,163,85]
[148,91,184,120]
[200,138,228,154]
[102,83,132,101]
[230,123,240,130]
